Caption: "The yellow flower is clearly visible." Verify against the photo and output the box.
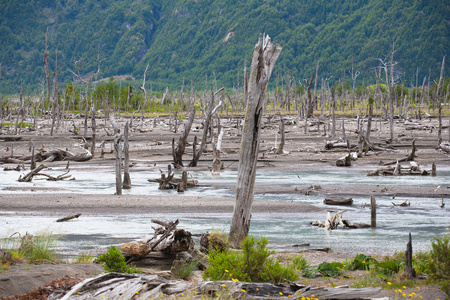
[301,297,306,300]
[403,286,407,289]
[395,290,398,293]
[279,292,283,295]
[402,293,406,298]
[181,293,184,296]
[101,297,104,299]
[399,289,402,293]
[216,293,219,297]
[311,295,315,298]
[193,291,197,294]
[256,288,259,291]
[412,292,416,295]
[221,284,227,287]
[419,296,422,299]
[225,269,229,273]
[288,296,292,298]
[241,289,246,293]
[136,291,139,294]
[387,282,392,285]
[416,286,420,290]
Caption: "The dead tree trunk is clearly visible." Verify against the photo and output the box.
[370,195,376,228]
[229,34,281,247]
[172,107,196,168]
[437,56,445,145]
[211,128,224,175]
[110,115,123,195]
[189,92,222,167]
[404,233,416,279]
[366,95,374,143]
[123,121,131,189]
[43,28,51,105]
[305,74,315,118]
[91,96,96,156]
[331,87,336,137]
[277,116,285,154]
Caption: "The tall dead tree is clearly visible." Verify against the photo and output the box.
[305,74,315,118]
[110,115,123,195]
[229,34,281,247]
[43,28,51,106]
[139,64,149,127]
[172,107,196,168]
[123,121,131,189]
[50,49,59,136]
[189,90,222,167]
[437,56,445,145]
[70,49,103,138]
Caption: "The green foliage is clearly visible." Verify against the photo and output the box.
[72,252,94,264]
[172,257,199,280]
[1,232,60,264]
[349,254,377,271]
[95,246,141,274]
[425,236,450,280]
[203,236,298,284]
[0,0,448,94]
[291,254,309,271]
[303,261,343,278]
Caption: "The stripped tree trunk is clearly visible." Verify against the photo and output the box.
[91,96,96,156]
[229,34,281,247]
[172,107,196,168]
[211,128,224,175]
[110,115,123,195]
[277,116,285,154]
[123,121,131,189]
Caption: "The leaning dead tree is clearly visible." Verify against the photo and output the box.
[229,34,282,247]
[172,107,196,168]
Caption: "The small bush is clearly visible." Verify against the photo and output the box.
[303,262,343,278]
[172,257,199,280]
[349,254,376,271]
[95,246,140,274]
[426,236,450,280]
[203,236,298,284]
[72,252,94,263]
[292,254,309,270]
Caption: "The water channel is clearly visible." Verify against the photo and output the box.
[1,166,449,257]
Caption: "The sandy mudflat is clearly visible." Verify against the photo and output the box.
[0,193,323,215]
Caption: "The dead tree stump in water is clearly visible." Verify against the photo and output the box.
[370,195,376,228]
[110,115,123,195]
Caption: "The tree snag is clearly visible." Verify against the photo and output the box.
[172,107,196,168]
[229,34,281,247]
[123,121,131,189]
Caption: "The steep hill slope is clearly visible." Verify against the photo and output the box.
[0,0,448,94]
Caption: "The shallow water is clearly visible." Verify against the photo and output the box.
[0,167,449,256]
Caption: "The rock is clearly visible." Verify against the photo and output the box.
[121,241,151,257]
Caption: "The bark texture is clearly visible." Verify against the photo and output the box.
[229,34,281,247]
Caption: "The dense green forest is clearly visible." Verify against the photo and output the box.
[0,0,448,94]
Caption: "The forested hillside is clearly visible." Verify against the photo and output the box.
[0,0,448,94]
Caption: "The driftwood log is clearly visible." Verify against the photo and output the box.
[323,197,353,206]
[311,210,370,230]
[336,153,351,167]
[148,165,197,190]
[0,149,92,164]
[368,161,432,176]
[56,213,81,222]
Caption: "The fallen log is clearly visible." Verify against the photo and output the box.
[56,213,81,222]
[392,200,410,207]
[18,164,48,182]
[440,142,450,153]
[323,197,353,206]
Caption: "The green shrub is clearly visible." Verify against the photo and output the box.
[172,257,199,280]
[1,232,60,264]
[349,254,377,271]
[95,246,140,274]
[292,254,309,270]
[203,236,298,284]
[72,252,94,263]
[426,236,450,280]
[303,262,343,278]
